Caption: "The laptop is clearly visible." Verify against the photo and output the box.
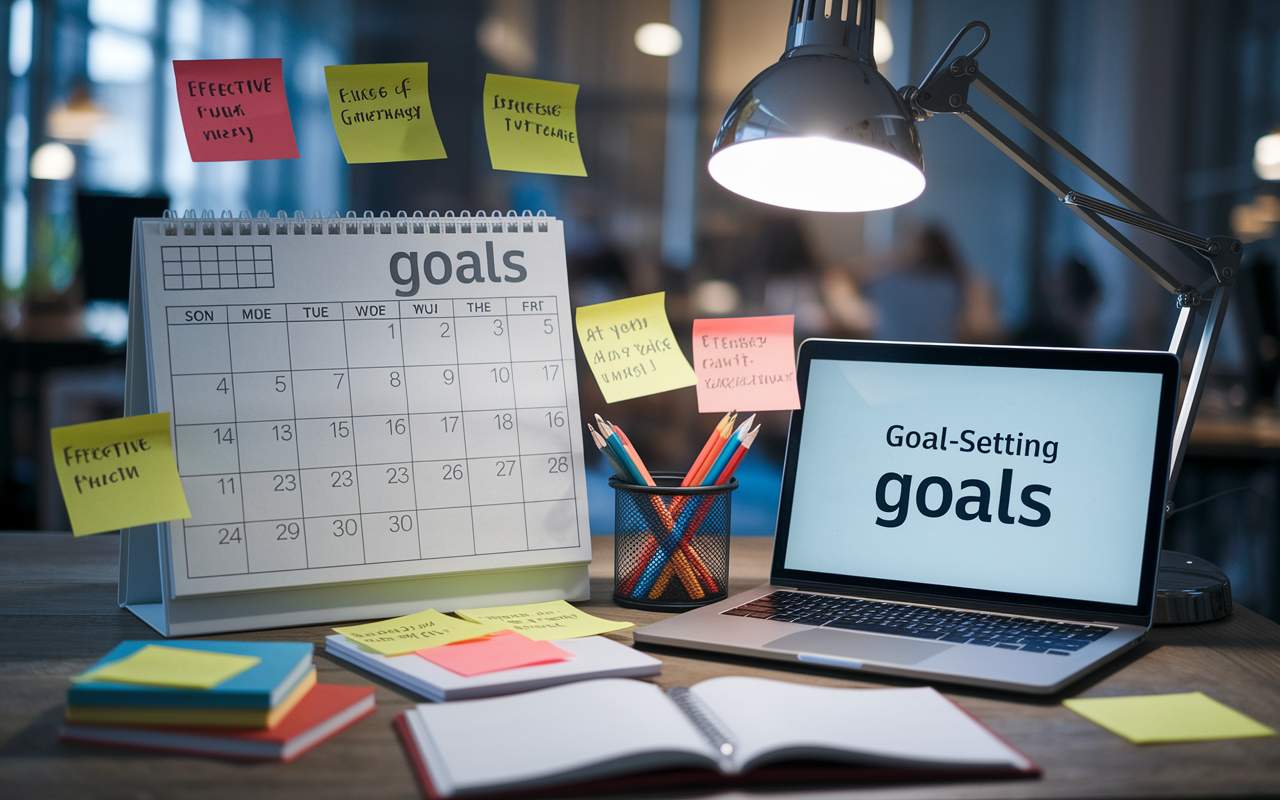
[633,339,1179,694]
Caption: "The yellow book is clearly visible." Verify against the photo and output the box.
[65,668,315,729]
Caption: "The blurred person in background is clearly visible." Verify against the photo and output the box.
[862,224,1002,344]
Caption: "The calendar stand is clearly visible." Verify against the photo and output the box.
[121,210,592,636]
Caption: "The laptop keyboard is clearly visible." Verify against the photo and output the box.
[722,591,1112,655]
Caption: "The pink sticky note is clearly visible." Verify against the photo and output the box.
[414,630,573,677]
[173,59,300,162]
[693,315,801,413]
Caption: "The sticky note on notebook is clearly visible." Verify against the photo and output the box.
[455,600,634,641]
[334,609,499,656]
[51,412,191,537]
[575,292,697,403]
[74,644,260,689]
[483,74,586,176]
[324,62,447,163]
[415,630,573,677]
[173,58,300,162]
[1064,692,1276,744]
[692,315,800,413]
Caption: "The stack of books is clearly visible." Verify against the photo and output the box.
[60,641,375,761]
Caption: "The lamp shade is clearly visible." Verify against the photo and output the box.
[708,0,924,213]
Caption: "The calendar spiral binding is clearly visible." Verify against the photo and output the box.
[157,209,551,238]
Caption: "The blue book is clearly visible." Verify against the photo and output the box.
[68,641,313,709]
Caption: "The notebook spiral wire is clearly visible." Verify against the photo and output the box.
[669,687,737,759]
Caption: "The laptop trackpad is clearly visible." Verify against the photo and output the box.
[765,629,951,665]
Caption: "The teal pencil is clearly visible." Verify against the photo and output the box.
[594,415,644,485]
[589,425,634,481]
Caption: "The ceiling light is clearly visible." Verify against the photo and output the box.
[635,22,682,57]
[30,141,76,180]
[1256,130,1280,181]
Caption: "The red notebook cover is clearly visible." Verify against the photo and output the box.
[60,684,375,762]
[393,712,1039,800]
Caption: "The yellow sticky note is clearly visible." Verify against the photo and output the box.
[324,62,447,163]
[75,645,260,689]
[334,609,500,656]
[455,600,634,641]
[483,73,586,176]
[575,292,697,403]
[1064,692,1276,744]
[51,413,191,537]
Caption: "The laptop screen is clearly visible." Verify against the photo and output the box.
[774,341,1178,617]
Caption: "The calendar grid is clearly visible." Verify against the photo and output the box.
[167,297,578,581]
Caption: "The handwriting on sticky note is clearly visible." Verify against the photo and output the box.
[334,609,499,656]
[575,293,697,403]
[1064,692,1276,744]
[324,62,447,164]
[454,600,634,641]
[483,74,586,176]
[173,59,300,162]
[51,413,191,537]
[415,630,573,677]
[75,645,260,689]
[692,315,799,413]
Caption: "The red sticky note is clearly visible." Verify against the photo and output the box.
[173,59,300,162]
[414,630,573,677]
[693,315,801,413]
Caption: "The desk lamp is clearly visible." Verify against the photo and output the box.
[710,0,1238,623]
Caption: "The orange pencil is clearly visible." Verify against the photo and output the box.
[682,412,735,487]
[683,413,754,505]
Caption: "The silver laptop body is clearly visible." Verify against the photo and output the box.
[634,340,1179,695]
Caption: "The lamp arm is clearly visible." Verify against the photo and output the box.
[900,23,1245,501]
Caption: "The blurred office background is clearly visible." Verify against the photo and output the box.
[2,0,1279,617]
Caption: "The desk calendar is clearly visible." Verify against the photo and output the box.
[120,211,592,636]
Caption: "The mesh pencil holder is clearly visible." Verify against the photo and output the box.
[611,471,736,611]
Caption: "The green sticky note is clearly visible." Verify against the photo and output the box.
[483,73,586,176]
[575,292,697,403]
[74,645,260,689]
[1064,692,1276,744]
[324,62,446,163]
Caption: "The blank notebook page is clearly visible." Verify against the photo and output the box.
[689,677,1030,772]
[410,678,717,795]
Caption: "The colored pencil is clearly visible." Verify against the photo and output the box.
[633,423,760,597]
[682,412,735,487]
[702,414,756,486]
[650,424,760,598]
[609,424,653,485]
[610,422,716,596]
[592,424,704,597]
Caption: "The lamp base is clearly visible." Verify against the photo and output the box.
[1153,550,1233,625]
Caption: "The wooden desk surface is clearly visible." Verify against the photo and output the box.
[3,532,1279,799]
